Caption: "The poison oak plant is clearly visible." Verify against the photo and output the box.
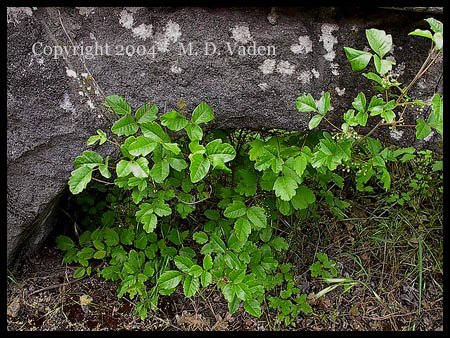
[57,18,443,325]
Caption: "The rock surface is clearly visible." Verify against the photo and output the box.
[7,7,443,268]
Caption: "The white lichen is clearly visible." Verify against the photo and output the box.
[259,59,276,75]
[230,25,253,44]
[319,23,339,61]
[119,9,134,29]
[423,130,434,142]
[311,68,320,78]
[132,23,153,41]
[66,68,77,78]
[258,82,269,91]
[276,61,295,75]
[170,64,183,74]
[298,70,312,84]
[76,7,95,17]
[59,93,76,113]
[154,20,182,52]
[335,87,346,96]
[331,62,340,76]
[290,35,313,55]
[86,99,95,109]
[390,129,404,140]
[7,7,33,25]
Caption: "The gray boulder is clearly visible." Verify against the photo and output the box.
[7,7,443,268]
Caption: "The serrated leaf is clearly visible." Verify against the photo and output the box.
[295,94,317,113]
[135,103,158,124]
[234,217,252,242]
[224,200,247,218]
[203,254,213,270]
[105,95,131,115]
[160,110,188,131]
[128,136,157,157]
[111,115,139,136]
[343,47,372,71]
[273,176,298,201]
[201,271,213,287]
[162,142,181,155]
[191,102,214,125]
[244,299,262,318]
[189,153,210,183]
[270,237,289,251]
[104,228,119,246]
[193,231,209,244]
[291,186,316,210]
[69,166,93,194]
[246,206,267,229]
[158,270,184,290]
[130,157,150,178]
[366,28,392,58]
[174,255,194,273]
[188,265,203,278]
[428,93,443,136]
[205,139,236,169]
[142,213,157,233]
[183,275,200,298]
[98,156,111,179]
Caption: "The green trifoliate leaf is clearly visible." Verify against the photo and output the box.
[234,217,252,241]
[128,136,157,157]
[368,96,385,116]
[365,28,392,58]
[111,115,139,136]
[282,157,304,184]
[160,110,188,131]
[415,119,432,140]
[425,18,443,34]
[174,255,194,273]
[185,123,203,141]
[135,103,158,124]
[189,153,210,183]
[188,265,203,278]
[69,165,93,194]
[291,186,316,210]
[433,32,443,50]
[352,92,367,113]
[105,95,131,115]
[162,142,181,155]
[56,235,75,251]
[343,47,372,71]
[158,270,184,290]
[355,110,368,126]
[201,271,213,288]
[408,29,433,39]
[74,150,103,169]
[152,199,172,217]
[317,91,331,116]
[428,93,443,136]
[191,102,214,125]
[363,72,383,86]
[141,122,171,143]
[183,275,200,298]
[246,206,267,229]
[308,114,324,130]
[244,299,262,318]
[167,158,188,171]
[203,254,213,270]
[130,157,150,178]
[224,200,247,218]
[98,156,111,178]
[381,109,395,124]
[150,159,170,183]
[295,93,317,113]
[273,175,298,201]
[116,159,132,177]
[373,54,395,76]
[205,139,236,169]
[193,231,209,244]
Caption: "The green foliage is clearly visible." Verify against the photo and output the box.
[60,17,443,326]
